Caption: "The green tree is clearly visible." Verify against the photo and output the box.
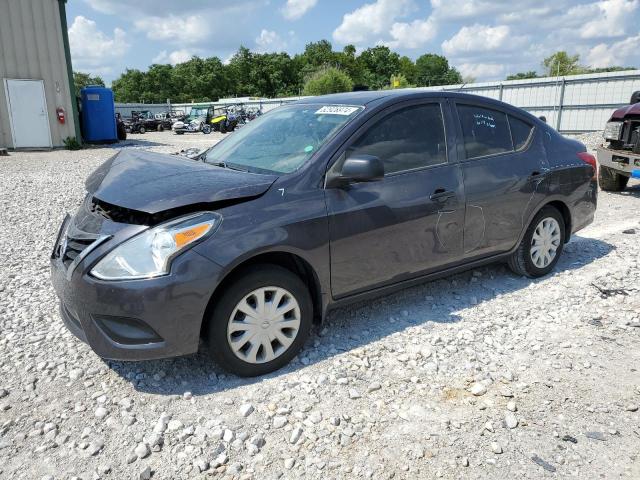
[335,44,364,85]
[543,51,584,76]
[415,54,462,86]
[111,68,146,102]
[586,66,635,74]
[302,67,353,96]
[506,71,539,80]
[398,56,418,85]
[73,71,104,97]
[358,46,401,90]
[386,74,413,89]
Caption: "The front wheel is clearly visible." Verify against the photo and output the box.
[599,165,629,192]
[202,124,212,134]
[138,126,146,134]
[508,206,565,278]
[206,265,313,376]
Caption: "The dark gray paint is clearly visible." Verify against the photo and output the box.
[50,90,597,361]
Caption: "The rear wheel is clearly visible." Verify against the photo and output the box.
[599,165,629,191]
[138,126,146,134]
[508,206,565,278]
[157,124,164,132]
[202,124,212,134]
[206,265,313,377]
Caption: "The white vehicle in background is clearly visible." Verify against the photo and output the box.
[171,106,212,135]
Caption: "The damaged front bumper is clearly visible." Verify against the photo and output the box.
[596,145,640,178]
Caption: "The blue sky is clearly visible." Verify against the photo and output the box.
[67,0,640,85]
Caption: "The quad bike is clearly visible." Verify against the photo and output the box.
[172,116,212,135]
[123,117,146,134]
[210,109,240,133]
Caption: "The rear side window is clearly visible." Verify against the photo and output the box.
[349,103,447,175]
[457,105,512,159]
[509,115,533,150]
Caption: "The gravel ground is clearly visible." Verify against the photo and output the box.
[1,131,639,480]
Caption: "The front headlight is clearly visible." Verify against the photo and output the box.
[91,212,222,280]
[603,121,622,141]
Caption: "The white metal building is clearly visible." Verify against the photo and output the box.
[0,0,80,149]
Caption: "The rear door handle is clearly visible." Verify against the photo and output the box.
[430,188,455,201]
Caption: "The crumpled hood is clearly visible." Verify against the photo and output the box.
[86,150,277,215]
[610,102,640,120]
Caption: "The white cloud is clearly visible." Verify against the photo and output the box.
[442,24,526,56]
[386,17,437,48]
[586,34,640,67]
[134,15,206,44]
[255,30,288,52]
[152,49,195,65]
[68,16,129,67]
[281,0,318,20]
[430,0,502,20]
[581,0,639,39]
[332,0,414,44]
[458,63,506,80]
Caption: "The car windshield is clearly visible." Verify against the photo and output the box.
[203,104,363,174]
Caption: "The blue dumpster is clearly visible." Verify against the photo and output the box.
[81,86,117,143]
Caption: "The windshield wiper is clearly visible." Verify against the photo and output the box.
[208,161,248,172]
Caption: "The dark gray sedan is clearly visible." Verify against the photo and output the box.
[51,91,597,376]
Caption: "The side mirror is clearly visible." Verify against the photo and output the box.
[326,155,384,188]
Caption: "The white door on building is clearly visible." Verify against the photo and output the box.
[4,79,52,148]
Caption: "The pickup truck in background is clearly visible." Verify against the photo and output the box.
[597,91,640,191]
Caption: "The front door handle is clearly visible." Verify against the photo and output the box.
[430,188,455,201]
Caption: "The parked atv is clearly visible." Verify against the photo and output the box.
[210,109,239,133]
[123,116,146,134]
[172,116,211,135]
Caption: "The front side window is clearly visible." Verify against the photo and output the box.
[348,103,447,175]
[204,104,362,174]
[457,105,512,159]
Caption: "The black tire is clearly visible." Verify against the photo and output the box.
[599,165,629,192]
[220,122,227,134]
[202,124,211,134]
[157,124,164,132]
[206,265,313,377]
[139,126,146,134]
[117,123,127,141]
[508,206,565,278]
[175,131,184,135]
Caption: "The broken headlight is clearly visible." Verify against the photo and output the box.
[603,121,622,141]
[91,212,222,280]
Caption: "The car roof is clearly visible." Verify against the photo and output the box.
[294,89,543,124]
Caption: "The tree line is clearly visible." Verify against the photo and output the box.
[74,45,636,103]
[77,40,465,103]
[507,51,634,80]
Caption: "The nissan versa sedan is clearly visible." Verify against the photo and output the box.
[51,91,597,376]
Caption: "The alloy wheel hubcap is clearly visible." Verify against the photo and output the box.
[227,286,301,364]
[530,217,561,268]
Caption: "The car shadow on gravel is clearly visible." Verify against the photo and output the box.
[104,234,613,397]
[103,138,171,149]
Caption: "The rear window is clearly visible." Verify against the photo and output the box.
[509,115,533,150]
[457,105,512,159]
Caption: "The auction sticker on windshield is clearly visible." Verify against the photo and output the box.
[315,106,360,115]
